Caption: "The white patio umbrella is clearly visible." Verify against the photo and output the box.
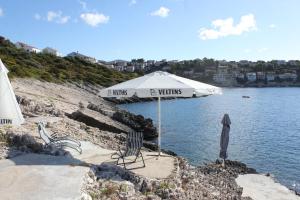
[0,59,25,126]
[100,71,222,156]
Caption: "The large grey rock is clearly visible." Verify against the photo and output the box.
[66,110,133,134]
[112,110,158,140]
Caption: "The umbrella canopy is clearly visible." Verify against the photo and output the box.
[100,71,222,156]
[219,114,231,160]
[0,59,25,126]
[100,71,222,98]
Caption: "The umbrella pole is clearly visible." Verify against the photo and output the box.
[158,97,161,157]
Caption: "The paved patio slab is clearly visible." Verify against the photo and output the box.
[0,141,175,200]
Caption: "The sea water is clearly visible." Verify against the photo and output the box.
[119,88,300,192]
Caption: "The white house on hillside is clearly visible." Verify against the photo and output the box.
[278,73,298,81]
[15,42,41,53]
[213,66,236,85]
[266,72,276,81]
[114,60,128,67]
[256,72,265,81]
[246,72,257,82]
[43,47,61,56]
[125,65,135,72]
[146,60,156,66]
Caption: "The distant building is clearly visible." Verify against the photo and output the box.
[256,72,265,81]
[288,60,298,66]
[213,65,236,85]
[213,73,235,85]
[114,60,128,67]
[154,61,163,67]
[114,65,125,71]
[205,69,217,76]
[276,60,287,65]
[167,60,178,65]
[134,63,145,71]
[145,60,156,66]
[217,65,229,73]
[15,42,41,53]
[278,73,297,81]
[236,73,245,79]
[67,52,97,63]
[246,72,256,82]
[266,72,276,82]
[228,61,238,68]
[42,47,61,56]
[125,65,135,72]
[183,70,194,76]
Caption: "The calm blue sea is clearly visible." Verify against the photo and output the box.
[119,88,300,192]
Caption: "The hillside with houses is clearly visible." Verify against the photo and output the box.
[5,36,300,87]
[105,59,300,87]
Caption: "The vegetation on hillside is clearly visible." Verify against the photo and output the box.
[0,37,137,87]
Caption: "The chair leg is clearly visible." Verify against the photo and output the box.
[122,157,126,169]
[140,152,145,167]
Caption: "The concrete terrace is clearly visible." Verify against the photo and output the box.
[0,142,176,200]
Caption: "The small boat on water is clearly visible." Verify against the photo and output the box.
[242,96,250,98]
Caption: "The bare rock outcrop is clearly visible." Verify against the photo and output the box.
[87,103,158,140]
[112,110,158,140]
[17,95,63,117]
[66,109,133,134]
[83,158,256,200]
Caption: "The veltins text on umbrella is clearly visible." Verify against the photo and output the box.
[108,89,128,96]
[150,89,182,96]
[0,119,13,125]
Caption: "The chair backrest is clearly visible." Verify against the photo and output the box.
[37,122,51,144]
[124,131,143,157]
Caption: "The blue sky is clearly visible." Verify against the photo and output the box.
[0,0,299,61]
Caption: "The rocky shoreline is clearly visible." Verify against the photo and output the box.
[1,79,299,199]
[83,158,257,200]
